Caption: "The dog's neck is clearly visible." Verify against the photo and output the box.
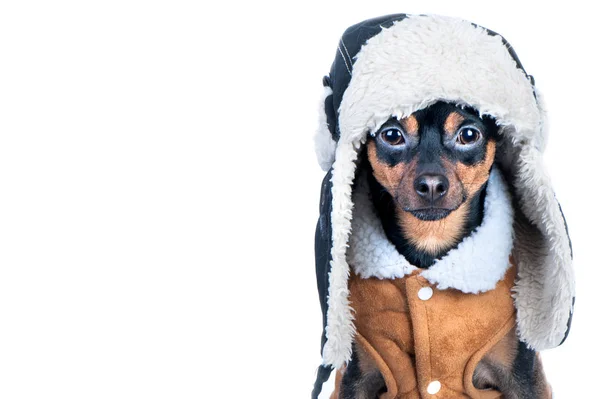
[367,172,487,268]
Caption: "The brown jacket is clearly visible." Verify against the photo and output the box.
[333,263,518,399]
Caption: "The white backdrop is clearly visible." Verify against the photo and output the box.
[0,1,597,398]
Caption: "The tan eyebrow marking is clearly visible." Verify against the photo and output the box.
[444,111,465,136]
[400,115,419,136]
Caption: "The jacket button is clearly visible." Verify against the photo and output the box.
[427,380,441,394]
[418,286,433,301]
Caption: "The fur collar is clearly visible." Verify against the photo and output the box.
[349,167,513,293]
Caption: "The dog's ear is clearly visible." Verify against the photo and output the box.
[315,76,338,171]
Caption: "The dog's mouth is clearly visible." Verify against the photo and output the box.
[401,192,467,221]
[407,207,454,221]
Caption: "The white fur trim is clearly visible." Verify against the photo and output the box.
[348,172,418,279]
[314,86,336,171]
[320,14,575,367]
[511,142,575,349]
[337,15,541,147]
[321,138,358,368]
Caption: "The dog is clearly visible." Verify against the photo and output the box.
[335,102,551,398]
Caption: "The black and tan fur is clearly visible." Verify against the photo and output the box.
[339,102,550,398]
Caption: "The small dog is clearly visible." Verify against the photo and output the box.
[337,102,551,398]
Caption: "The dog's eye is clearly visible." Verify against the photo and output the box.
[457,127,481,145]
[380,128,405,146]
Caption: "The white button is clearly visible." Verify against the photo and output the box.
[418,286,433,301]
[427,380,441,394]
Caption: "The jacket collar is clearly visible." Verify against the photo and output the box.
[348,167,514,293]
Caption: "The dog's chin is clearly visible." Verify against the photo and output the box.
[408,208,453,221]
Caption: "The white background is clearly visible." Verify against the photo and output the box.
[0,1,597,398]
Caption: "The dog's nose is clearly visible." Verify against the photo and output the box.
[414,174,449,202]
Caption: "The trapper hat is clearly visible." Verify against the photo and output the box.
[312,13,574,394]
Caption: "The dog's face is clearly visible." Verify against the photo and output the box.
[366,101,499,254]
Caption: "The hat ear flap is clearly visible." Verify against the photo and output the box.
[315,78,337,171]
